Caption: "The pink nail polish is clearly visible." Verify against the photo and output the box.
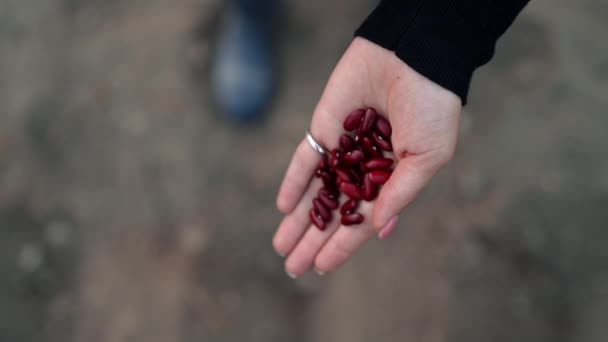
[378,216,398,240]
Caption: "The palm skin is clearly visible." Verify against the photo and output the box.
[274,37,462,277]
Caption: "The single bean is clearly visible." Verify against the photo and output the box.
[375,115,392,137]
[334,168,351,183]
[318,158,328,170]
[341,212,364,226]
[362,172,379,201]
[348,168,363,185]
[321,171,336,188]
[313,198,331,221]
[343,109,365,131]
[368,169,392,184]
[340,182,362,200]
[357,108,377,136]
[318,191,339,209]
[364,157,393,170]
[310,208,326,230]
[342,149,365,165]
[371,131,393,152]
[319,187,338,200]
[339,134,355,152]
[340,199,359,215]
[361,137,382,157]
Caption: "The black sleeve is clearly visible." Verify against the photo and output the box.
[355,0,530,104]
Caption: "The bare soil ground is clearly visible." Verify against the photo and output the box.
[1,0,607,341]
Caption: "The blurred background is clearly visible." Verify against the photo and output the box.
[1,0,607,341]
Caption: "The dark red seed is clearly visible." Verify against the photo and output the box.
[368,169,392,184]
[329,149,341,167]
[343,109,365,131]
[318,191,339,209]
[310,209,326,230]
[340,199,359,215]
[319,187,338,200]
[341,212,364,226]
[361,137,382,157]
[354,134,361,143]
[339,134,355,152]
[362,172,379,201]
[315,168,322,177]
[340,182,362,200]
[357,108,377,136]
[375,116,392,137]
[330,148,341,159]
[371,131,393,152]
[328,155,340,168]
[334,168,351,183]
[342,149,364,165]
[318,158,328,170]
[348,168,362,185]
[364,157,393,170]
[321,171,336,188]
[313,198,331,221]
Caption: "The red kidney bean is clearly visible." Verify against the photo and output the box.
[341,212,364,226]
[348,168,362,185]
[368,169,392,184]
[371,131,393,152]
[357,108,377,136]
[318,192,339,209]
[343,109,365,131]
[339,134,355,152]
[318,158,328,170]
[342,149,365,165]
[334,168,351,183]
[319,187,338,199]
[364,157,393,170]
[362,172,379,201]
[340,199,359,215]
[328,155,340,168]
[310,209,326,230]
[361,137,382,157]
[340,182,362,200]
[321,171,336,188]
[313,198,331,221]
[375,116,392,137]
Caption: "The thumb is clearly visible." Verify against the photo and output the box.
[371,154,444,237]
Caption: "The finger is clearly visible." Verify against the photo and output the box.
[273,180,323,257]
[284,201,343,277]
[372,154,442,233]
[313,200,377,273]
[276,138,323,214]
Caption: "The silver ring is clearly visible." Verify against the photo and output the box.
[306,130,328,156]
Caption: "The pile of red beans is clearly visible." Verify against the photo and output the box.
[310,108,394,230]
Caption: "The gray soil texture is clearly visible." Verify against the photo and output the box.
[0,0,607,341]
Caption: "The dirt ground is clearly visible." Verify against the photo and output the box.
[1,0,607,341]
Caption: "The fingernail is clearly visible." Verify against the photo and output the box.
[378,216,398,240]
[277,251,285,258]
[314,268,325,276]
[286,271,297,279]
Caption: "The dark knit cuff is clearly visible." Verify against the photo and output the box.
[356,0,529,105]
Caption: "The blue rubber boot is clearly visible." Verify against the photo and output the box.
[212,0,278,123]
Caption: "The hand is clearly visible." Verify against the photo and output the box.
[274,37,462,277]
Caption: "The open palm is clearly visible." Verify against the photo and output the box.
[274,37,462,277]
